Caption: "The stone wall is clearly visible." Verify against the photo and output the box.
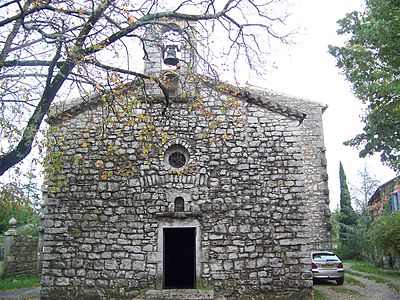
[3,223,40,278]
[250,89,332,250]
[41,83,330,299]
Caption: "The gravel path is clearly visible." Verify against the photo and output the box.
[1,264,399,300]
[0,287,40,300]
[314,264,400,300]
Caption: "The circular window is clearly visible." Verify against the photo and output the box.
[165,144,189,169]
[169,152,186,168]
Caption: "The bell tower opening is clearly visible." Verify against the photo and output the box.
[143,20,197,74]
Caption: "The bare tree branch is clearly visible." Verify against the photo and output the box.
[0,0,293,176]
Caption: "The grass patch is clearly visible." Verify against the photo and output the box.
[313,288,329,300]
[331,286,361,296]
[345,260,400,294]
[388,282,400,293]
[0,276,40,291]
[345,269,360,276]
[0,262,3,276]
[364,274,389,284]
[345,260,400,280]
[345,276,365,287]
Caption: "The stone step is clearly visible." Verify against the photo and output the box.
[143,289,215,300]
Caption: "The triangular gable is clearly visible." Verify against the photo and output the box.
[47,74,323,125]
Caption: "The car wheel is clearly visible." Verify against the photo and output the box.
[336,278,344,285]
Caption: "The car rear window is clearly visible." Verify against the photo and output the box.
[312,253,339,261]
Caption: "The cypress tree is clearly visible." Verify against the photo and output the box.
[337,162,364,258]
[339,162,357,224]
[338,162,358,241]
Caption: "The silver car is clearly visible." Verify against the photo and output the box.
[311,251,344,285]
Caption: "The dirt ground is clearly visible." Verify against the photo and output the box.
[314,264,400,300]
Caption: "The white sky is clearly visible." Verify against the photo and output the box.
[253,0,397,209]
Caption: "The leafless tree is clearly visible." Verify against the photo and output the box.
[0,0,292,176]
[350,164,380,213]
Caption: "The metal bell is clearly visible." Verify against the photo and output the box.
[163,46,179,66]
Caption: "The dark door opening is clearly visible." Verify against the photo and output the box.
[163,227,196,289]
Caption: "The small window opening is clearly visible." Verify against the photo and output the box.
[391,193,399,212]
[175,197,184,212]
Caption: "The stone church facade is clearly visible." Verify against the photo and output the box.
[41,22,331,300]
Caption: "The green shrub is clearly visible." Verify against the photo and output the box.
[369,212,400,257]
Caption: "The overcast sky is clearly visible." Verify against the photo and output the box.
[5,0,396,211]
[254,0,397,209]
